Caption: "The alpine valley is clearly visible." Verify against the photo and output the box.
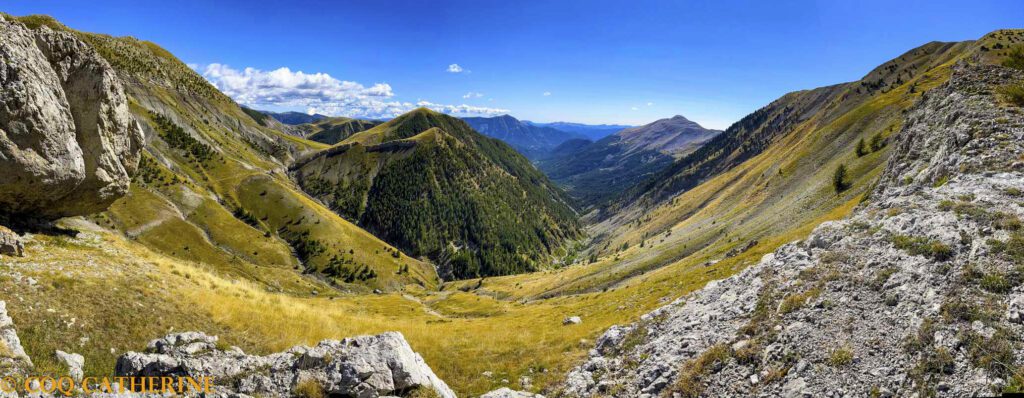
[0,9,1023,398]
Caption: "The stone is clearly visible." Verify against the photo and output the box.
[0,301,32,373]
[782,377,808,398]
[0,18,143,220]
[54,350,84,381]
[0,226,22,257]
[563,316,582,325]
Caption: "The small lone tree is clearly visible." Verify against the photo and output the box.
[869,133,886,152]
[833,164,848,193]
[855,138,868,157]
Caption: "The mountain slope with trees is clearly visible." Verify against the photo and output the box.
[293,108,582,278]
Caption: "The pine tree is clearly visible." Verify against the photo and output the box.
[855,138,867,157]
[833,164,848,193]
[869,133,886,152]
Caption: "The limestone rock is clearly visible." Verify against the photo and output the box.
[0,226,22,256]
[0,301,32,374]
[54,350,84,382]
[0,17,143,220]
[116,331,455,398]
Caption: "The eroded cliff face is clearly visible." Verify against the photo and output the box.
[0,16,142,221]
[561,63,1024,397]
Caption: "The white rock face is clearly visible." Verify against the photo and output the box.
[560,63,1024,397]
[54,350,84,382]
[0,16,142,220]
[0,301,32,374]
[115,331,456,398]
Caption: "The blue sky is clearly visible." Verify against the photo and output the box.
[4,0,1021,128]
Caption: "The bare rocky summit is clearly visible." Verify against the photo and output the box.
[0,15,142,221]
[560,62,1024,397]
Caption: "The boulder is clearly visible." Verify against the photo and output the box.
[0,17,143,220]
[0,226,22,256]
[562,316,582,325]
[0,301,32,374]
[54,350,84,382]
[116,331,455,398]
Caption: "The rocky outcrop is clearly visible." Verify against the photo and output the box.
[115,331,455,398]
[561,63,1024,397]
[0,301,32,375]
[0,16,143,220]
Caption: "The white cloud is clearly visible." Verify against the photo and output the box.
[542,91,552,96]
[447,64,464,73]
[198,63,506,119]
[631,106,639,111]
[415,101,508,116]
[462,92,484,99]
[647,102,655,106]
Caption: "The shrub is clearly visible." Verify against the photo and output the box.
[855,138,868,157]
[833,164,848,193]
[666,344,731,398]
[1001,83,1024,107]
[981,272,1012,293]
[963,329,1016,377]
[828,346,854,366]
[891,235,953,261]
[294,379,324,398]
[869,132,886,152]
[778,287,821,314]
[1003,45,1024,70]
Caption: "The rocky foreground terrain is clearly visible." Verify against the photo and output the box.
[560,62,1024,397]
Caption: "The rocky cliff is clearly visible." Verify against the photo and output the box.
[561,62,1024,397]
[0,16,142,221]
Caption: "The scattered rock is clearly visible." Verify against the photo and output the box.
[116,331,455,398]
[563,316,582,325]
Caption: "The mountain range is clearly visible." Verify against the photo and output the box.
[538,115,721,206]
[528,121,634,141]
[262,110,329,125]
[462,114,586,159]
[1,12,1023,398]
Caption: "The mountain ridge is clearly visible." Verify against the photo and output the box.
[462,114,586,159]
